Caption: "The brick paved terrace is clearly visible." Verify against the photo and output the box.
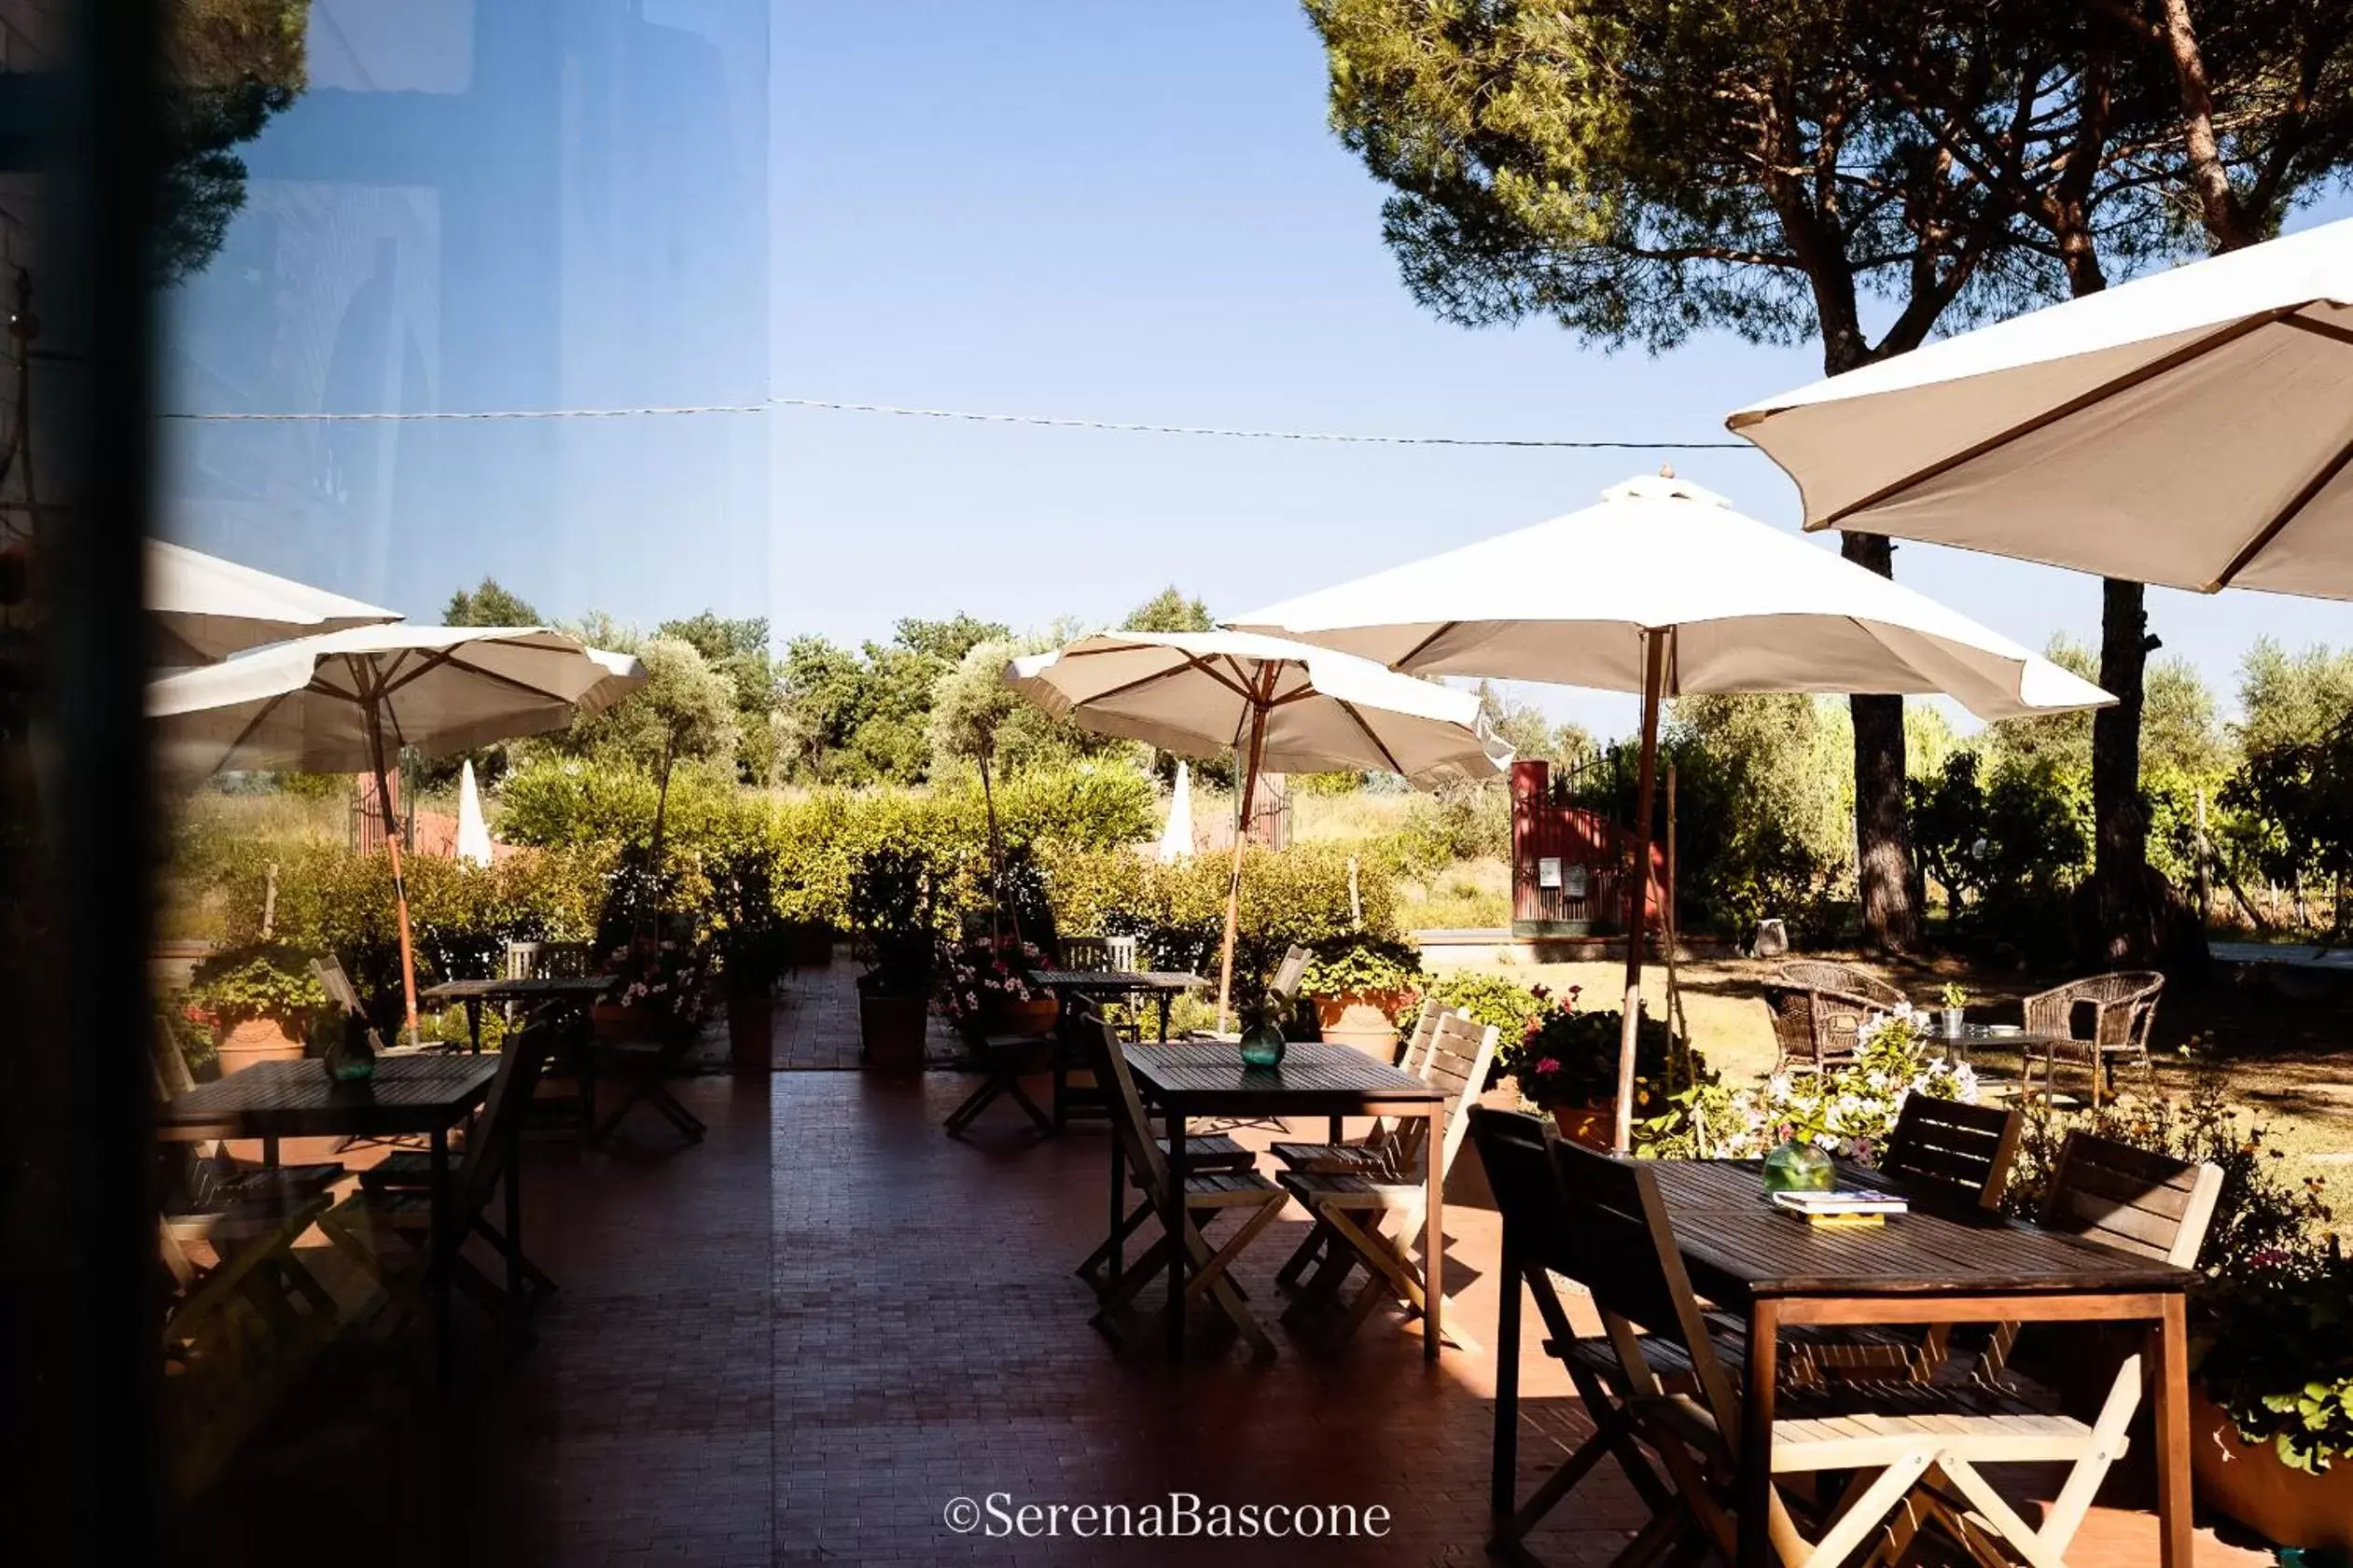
[169,961,2276,1566]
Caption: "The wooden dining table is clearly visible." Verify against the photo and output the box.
[1647,1159,2198,1568]
[420,974,610,1133]
[155,1055,503,1382]
[1032,969,1200,1043]
[1120,1042,1446,1361]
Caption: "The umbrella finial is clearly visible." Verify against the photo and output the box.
[1658,462,1676,479]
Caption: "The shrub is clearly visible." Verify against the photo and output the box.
[1297,937,1424,998]
[186,945,329,1027]
[1651,1008,1969,1161]
[1399,971,1546,1039]
[1497,985,1689,1111]
[2196,1246,2353,1474]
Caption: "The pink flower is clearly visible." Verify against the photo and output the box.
[1534,1058,1562,1075]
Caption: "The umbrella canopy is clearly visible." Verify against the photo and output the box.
[152,625,645,1032]
[1157,760,1194,865]
[147,539,402,665]
[1234,472,2110,1150]
[1229,473,2114,721]
[150,624,645,780]
[1005,629,1512,784]
[1727,215,2353,597]
[456,759,494,869]
[1007,629,1509,1026]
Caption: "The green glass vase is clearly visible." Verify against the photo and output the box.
[1761,1139,1835,1194]
[1238,1017,1287,1069]
[323,1014,379,1082]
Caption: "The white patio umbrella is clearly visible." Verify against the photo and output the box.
[1005,629,1511,1028]
[151,625,646,1034]
[1156,760,1194,864]
[1728,215,2353,597]
[455,758,494,868]
[147,538,403,665]
[1233,472,2112,1150]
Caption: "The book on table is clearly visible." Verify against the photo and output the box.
[1771,1187,1910,1225]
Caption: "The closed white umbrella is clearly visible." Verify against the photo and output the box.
[455,758,493,869]
[1007,629,1510,1027]
[1233,472,2111,1150]
[1157,761,1194,864]
[147,539,402,665]
[1728,215,2353,597]
[152,625,646,1033]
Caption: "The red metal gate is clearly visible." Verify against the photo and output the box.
[1510,759,1665,937]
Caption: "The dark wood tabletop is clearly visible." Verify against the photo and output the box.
[1653,1159,2193,1300]
[156,1055,500,1141]
[419,975,612,1003]
[1123,1041,1441,1117]
[1032,969,1202,993]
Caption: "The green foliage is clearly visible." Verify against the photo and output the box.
[849,846,940,998]
[1658,695,1852,939]
[1120,586,1214,634]
[186,945,327,1026]
[778,616,1013,785]
[444,576,541,627]
[1654,1012,1969,1162]
[1047,842,1398,1000]
[559,635,740,781]
[1297,937,1424,998]
[655,612,787,783]
[1399,971,1545,1040]
[158,0,308,287]
[1911,750,2091,955]
[2197,1247,2353,1475]
[1477,681,1587,769]
[704,835,794,993]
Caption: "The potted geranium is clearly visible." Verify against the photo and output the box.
[2192,1244,2353,1550]
[1493,985,1678,1149]
[850,846,938,1070]
[708,840,791,1073]
[1299,937,1425,1061]
[185,946,331,1075]
[936,937,1056,1041]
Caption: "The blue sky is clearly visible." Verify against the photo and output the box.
[162,0,2353,741]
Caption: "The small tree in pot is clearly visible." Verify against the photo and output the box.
[186,945,331,1075]
[850,845,939,1070]
[707,837,791,1073]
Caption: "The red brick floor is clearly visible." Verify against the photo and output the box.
[169,962,2274,1566]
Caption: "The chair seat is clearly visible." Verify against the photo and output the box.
[1639,1375,2097,1472]
[975,1034,1056,1071]
[358,1149,448,1195]
[1276,1168,1421,1211]
[164,1189,333,1244]
[1155,1132,1253,1171]
[327,1187,435,1232]
[1178,1169,1285,1206]
[2028,1035,2128,1062]
[1269,1141,1391,1176]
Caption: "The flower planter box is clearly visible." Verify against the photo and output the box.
[216,1017,305,1076]
[859,992,929,1070]
[2192,1386,2353,1551]
[1547,1102,1617,1152]
[725,993,774,1074]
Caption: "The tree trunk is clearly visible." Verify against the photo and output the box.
[1840,529,1920,950]
[2158,0,2250,250]
[2092,576,2154,964]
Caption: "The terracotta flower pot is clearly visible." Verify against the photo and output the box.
[988,996,1060,1037]
[725,993,773,1074]
[1312,990,1412,1031]
[859,992,930,1071]
[1548,1102,1618,1152]
[2192,1385,2353,1551]
[216,1016,305,1075]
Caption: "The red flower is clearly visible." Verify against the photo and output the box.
[1534,1057,1562,1075]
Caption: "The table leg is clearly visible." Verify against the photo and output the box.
[259,1134,280,1169]
[577,1006,598,1139]
[1737,1297,1779,1568]
[2155,1291,2192,1568]
[1107,1126,1125,1287]
[1423,1104,1443,1360]
[1328,1116,1344,1142]
[1164,1113,1188,1361]
[466,998,483,1054]
[1157,992,1171,1043]
[430,1128,453,1385]
[1490,1235,1521,1528]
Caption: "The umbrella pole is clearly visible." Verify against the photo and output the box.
[1216,699,1271,1034]
[365,701,420,1043]
[1613,630,1667,1154]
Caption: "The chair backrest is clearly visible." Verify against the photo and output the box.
[1397,995,1445,1073]
[2040,1131,2222,1268]
[313,955,365,1018]
[452,1016,559,1219]
[1550,1139,1742,1428]
[1060,936,1111,972]
[1469,1106,1578,1277]
[2027,971,2165,1046]
[1879,1095,2023,1211]
[504,940,543,981]
[1104,935,1140,973]
[1775,961,1905,1009]
[1404,1012,1500,1186]
[1269,944,1312,1004]
[1079,1012,1171,1199]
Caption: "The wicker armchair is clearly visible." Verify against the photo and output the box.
[2021,971,2164,1107]
[1763,962,1908,1075]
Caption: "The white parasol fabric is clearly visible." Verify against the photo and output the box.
[1727,215,2353,598]
[456,759,493,869]
[147,539,403,665]
[1228,474,2112,722]
[1157,761,1194,865]
[1234,472,2110,1150]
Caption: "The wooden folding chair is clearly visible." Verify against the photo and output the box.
[1274,1012,1497,1347]
[1268,996,1446,1177]
[1784,1095,2023,1383]
[321,1016,560,1339]
[1073,1015,1287,1357]
[1060,995,1253,1183]
[944,1029,1055,1137]
[594,1014,706,1145]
